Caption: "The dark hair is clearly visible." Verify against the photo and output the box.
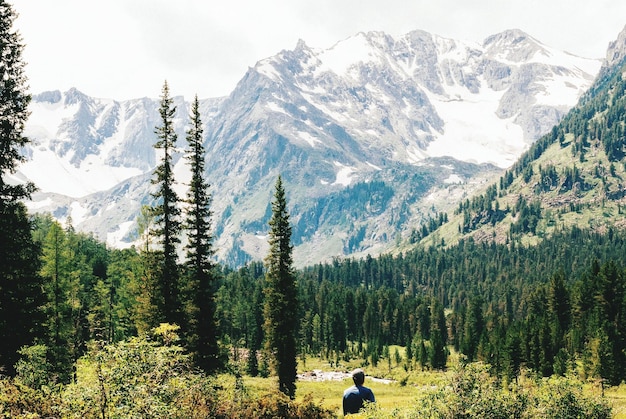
[351,368,365,385]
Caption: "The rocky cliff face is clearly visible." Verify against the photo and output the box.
[604,25,626,69]
[19,28,601,266]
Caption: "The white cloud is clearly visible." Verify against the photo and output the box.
[10,0,626,100]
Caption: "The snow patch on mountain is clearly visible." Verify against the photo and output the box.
[424,77,526,167]
[316,32,381,76]
[20,145,142,197]
[536,76,585,107]
[27,100,80,139]
[444,174,464,184]
[256,61,282,80]
[107,221,135,248]
[332,162,356,186]
[298,131,322,147]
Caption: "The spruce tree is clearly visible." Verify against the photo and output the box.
[182,95,220,372]
[0,1,34,202]
[263,175,298,398]
[0,2,45,376]
[461,297,484,361]
[429,299,448,369]
[150,81,182,326]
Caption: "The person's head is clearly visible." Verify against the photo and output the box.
[351,368,365,386]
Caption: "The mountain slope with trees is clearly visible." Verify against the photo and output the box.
[414,25,626,253]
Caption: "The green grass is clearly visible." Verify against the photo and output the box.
[240,371,426,417]
[230,352,447,417]
[229,352,620,418]
[295,375,427,416]
[605,384,626,418]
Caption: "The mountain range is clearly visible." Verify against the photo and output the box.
[416,24,626,250]
[16,28,603,266]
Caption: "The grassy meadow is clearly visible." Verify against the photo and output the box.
[6,336,622,418]
[239,360,432,417]
[226,347,626,418]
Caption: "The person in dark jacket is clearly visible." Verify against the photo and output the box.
[342,368,375,415]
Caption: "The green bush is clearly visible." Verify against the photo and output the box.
[60,326,220,418]
[215,391,334,419]
[429,364,610,419]
[413,363,527,419]
[0,377,59,418]
[15,345,51,390]
[522,375,612,419]
[357,363,611,419]
[1,340,611,419]
[56,326,333,418]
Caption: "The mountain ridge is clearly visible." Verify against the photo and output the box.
[17,28,602,266]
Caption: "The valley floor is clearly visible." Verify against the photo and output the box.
[232,353,621,418]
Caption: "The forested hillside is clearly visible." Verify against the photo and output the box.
[9,206,626,382]
[418,40,626,250]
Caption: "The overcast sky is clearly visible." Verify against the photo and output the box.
[10,0,626,101]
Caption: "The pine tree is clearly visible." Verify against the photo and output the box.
[150,81,182,326]
[429,299,448,369]
[548,270,570,358]
[0,2,34,203]
[593,261,626,385]
[247,279,265,376]
[503,327,522,383]
[461,297,484,361]
[263,175,298,398]
[0,1,45,377]
[418,338,428,369]
[105,247,141,341]
[182,95,220,373]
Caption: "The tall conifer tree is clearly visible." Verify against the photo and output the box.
[150,81,182,326]
[263,175,298,398]
[40,222,73,382]
[429,299,448,369]
[0,1,34,202]
[0,2,45,376]
[183,95,220,372]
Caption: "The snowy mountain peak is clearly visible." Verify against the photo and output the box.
[295,38,308,51]
[63,87,92,105]
[20,28,605,266]
[483,29,549,63]
[315,32,384,76]
[484,28,537,45]
[33,90,62,104]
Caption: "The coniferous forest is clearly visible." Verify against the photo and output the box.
[1,1,626,417]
